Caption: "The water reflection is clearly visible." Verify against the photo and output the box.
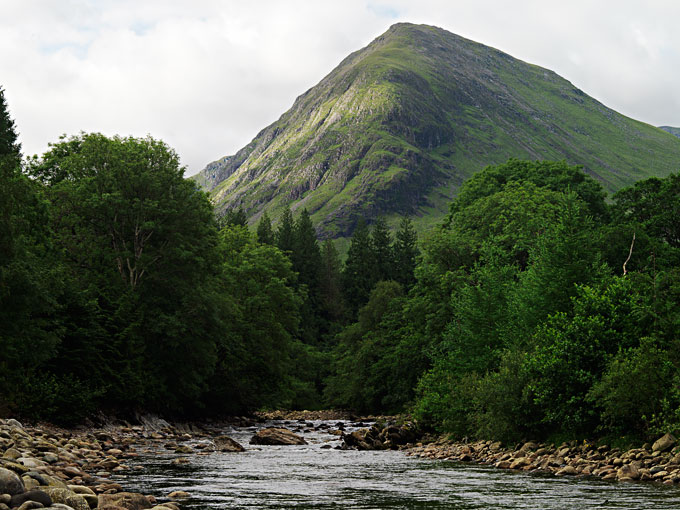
[118,421,680,509]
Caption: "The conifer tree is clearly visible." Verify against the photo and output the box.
[343,219,377,315]
[276,207,295,254]
[292,209,322,345]
[393,217,419,289]
[319,239,345,323]
[256,210,275,245]
[293,209,321,289]
[220,206,247,228]
[371,217,395,282]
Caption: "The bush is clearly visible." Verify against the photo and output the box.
[589,337,676,437]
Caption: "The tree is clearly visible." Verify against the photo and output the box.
[276,207,295,254]
[343,219,377,314]
[510,192,608,341]
[0,88,62,415]
[371,217,394,282]
[28,133,223,411]
[449,159,608,221]
[206,225,302,412]
[256,210,275,245]
[220,206,247,228]
[393,217,419,289]
[319,240,345,324]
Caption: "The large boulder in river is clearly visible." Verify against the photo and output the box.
[652,433,676,452]
[249,428,307,445]
[0,466,25,495]
[214,435,245,452]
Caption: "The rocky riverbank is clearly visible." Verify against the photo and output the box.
[407,433,680,485]
[0,417,220,510]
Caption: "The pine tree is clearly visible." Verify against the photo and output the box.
[220,206,247,228]
[393,217,419,289]
[371,217,395,282]
[276,207,295,254]
[343,219,377,315]
[292,209,322,345]
[256,211,274,245]
[319,240,345,323]
[293,209,321,289]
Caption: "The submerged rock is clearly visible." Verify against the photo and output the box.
[249,428,307,446]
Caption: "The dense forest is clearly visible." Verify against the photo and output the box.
[1,87,679,446]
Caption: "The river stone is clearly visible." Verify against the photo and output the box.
[22,476,40,490]
[10,490,53,508]
[98,492,152,510]
[40,488,89,510]
[0,466,25,495]
[3,448,22,460]
[0,495,9,505]
[653,434,677,453]
[213,436,245,452]
[249,428,307,446]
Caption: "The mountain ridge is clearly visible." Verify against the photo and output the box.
[196,23,680,238]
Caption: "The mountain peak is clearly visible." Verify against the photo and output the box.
[197,24,680,239]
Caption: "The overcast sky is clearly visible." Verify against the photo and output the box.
[2,0,679,175]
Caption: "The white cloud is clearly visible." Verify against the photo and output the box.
[2,0,679,175]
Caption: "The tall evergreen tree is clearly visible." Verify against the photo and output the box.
[319,240,345,324]
[256,210,275,245]
[371,217,395,282]
[293,209,321,289]
[0,88,62,416]
[343,219,377,314]
[276,207,295,254]
[393,217,419,289]
[220,206,247,228]
[292,209,322,345]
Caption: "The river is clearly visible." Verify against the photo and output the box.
[118,419,680,509]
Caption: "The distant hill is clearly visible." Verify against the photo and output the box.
[660,126,680,138]
[196,23,680,238]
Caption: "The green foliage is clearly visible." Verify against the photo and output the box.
[342,220,376,314]
[318,240,345,325]
[589,337,676,436]
[256,210,275,245]
[325,281,404,412]
[371,217,395,282]
[393,217,419,289]
[206,225,302,412]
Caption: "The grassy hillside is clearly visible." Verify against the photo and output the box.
[197,23,680,238]
[660,126,680,138]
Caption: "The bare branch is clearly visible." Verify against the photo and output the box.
[623,232,636,276]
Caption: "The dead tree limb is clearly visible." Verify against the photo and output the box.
[623,232,636,276]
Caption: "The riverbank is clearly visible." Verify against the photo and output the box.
[0,416,214,510]
[407,434,680,484]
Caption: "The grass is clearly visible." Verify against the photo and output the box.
[198,22,680,245]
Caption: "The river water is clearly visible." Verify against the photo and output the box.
[118,420,680,509]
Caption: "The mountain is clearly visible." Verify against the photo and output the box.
[660,126,680,138]
[196,23,680,238]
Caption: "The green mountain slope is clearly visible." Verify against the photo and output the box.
[660,126,680,138]
[197,23,680,238]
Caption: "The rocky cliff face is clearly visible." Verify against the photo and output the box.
[197,23,680,238]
